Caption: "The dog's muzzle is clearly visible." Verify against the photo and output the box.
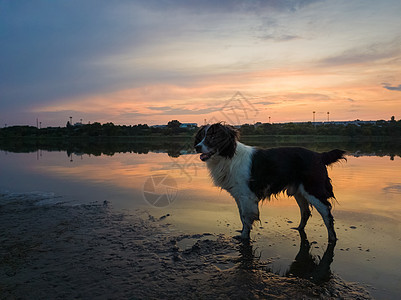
[195,144,214,161]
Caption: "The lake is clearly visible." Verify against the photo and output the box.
[1,138,400,299]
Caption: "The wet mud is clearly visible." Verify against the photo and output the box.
[0,195,371,299]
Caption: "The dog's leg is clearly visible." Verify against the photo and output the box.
[294,192,311,230]
[239,197,260,240]
[299,186,337,242]
[234,198,245,234]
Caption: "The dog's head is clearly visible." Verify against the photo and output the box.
[194,123,239,162]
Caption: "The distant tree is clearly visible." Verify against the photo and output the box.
[167,120,181,128]
[240,124,255,135]
[102,122,118,136]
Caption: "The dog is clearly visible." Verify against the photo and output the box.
[194,123,346,243]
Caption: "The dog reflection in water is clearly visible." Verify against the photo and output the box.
[286,230,336,284]
[236,230,336,284]
[195,123,346,242]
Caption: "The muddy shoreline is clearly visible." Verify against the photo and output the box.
[0,195,371,299]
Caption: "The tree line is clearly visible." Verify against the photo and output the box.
[0,121,193,138]
[1,118,401,138]
[240,119,401,137]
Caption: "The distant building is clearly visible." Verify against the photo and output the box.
[282,120,378,126]
[179,123,197,128]
[319,120,377,126]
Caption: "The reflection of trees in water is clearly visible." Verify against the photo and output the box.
[1,138,401,159]
[0,138,195,157]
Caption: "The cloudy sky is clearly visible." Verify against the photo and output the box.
[1,0,400,127]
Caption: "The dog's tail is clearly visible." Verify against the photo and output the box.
[322,149,347,166]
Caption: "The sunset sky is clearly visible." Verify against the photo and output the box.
[1,0,400,127]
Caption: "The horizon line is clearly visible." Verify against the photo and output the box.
[1,117,398,129]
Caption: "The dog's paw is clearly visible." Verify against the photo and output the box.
[291,226,305,231]
[233,234,243,241]
[233,233,250,241]
[240,232,251,240]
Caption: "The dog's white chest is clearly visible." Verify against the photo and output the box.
[206,142,254,196]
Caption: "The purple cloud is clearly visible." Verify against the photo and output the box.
[383,84,401,91]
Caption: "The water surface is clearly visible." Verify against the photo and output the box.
[1,140,400,299]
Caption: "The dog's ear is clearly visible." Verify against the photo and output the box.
[217,124,238,158]
[194,125,206,147]
[225,124,239,141]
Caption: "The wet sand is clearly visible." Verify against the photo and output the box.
[0,195,371,299]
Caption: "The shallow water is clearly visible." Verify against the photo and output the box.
[1,141,400,299]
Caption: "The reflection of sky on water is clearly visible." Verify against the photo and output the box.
[3,151,400,219]
[1,150,400,299]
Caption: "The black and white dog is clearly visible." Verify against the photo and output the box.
[194,123,346,243]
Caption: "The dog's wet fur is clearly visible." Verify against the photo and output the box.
[195,123,346,242]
